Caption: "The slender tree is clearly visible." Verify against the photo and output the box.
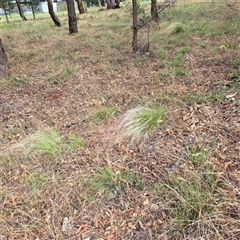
[151,0,158,22]
[16,0,27,21]
[75,0,85,14]
[66,0,78,34]
[0,0,9,22]
[132,0,137,52]
[2,5,9,23]
[25,0,40,20]
[47,0,61,27]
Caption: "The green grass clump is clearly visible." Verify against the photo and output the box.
[164,22,185,36]
[120,106,166,144]
[89,164,134,193]
[29,128,63,157]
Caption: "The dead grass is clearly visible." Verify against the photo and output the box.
[0,3,240,240]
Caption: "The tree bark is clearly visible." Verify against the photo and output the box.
[151,0,158,22]
[100,0,105,6]
[16,0,27,21]
[106,0,120,9]
[0,39,9,77]
[47,0,61,27]
[66,0,78,34]
[132,0,138,52]
[75,0,85,14]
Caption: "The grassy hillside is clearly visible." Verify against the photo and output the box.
[0,3,240,239]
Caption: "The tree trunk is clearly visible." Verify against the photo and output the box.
[151,0,158,22]
[66,0,78,34]
[115,0,120,8]
[0,39,9,77]
[100,0,105,6]
[75,0,85,14]
[106,0,120,9]
[47,0,61,27]
[2,5,9,23]
[16,0,27,21]
[132,0,138,52]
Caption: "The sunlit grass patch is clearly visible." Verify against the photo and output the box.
[120,106,166,144]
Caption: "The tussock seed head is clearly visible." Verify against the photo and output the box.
[120,106,166,144]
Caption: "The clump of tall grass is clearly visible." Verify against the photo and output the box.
[163,22,184,35]
[120,106,166,144]
[28,128,63,157]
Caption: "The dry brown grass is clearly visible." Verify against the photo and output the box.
[0,3,240,239]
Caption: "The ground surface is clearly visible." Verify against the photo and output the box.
[0,3,240,240]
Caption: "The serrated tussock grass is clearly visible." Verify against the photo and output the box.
[163,22,185,36]
[28,128,63,157]
[120,106,166,144]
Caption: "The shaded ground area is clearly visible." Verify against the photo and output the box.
[0,5,240,240]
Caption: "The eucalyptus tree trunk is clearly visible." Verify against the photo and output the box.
[132,0,138,52]
[0,39,9,77]
[66,0,78,34]
[16,0,27,21]
[47,0,61,27]
[151,0,158,22]
[75,0,85,14]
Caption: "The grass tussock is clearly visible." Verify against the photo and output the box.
[120,106,166,144]
[28,128,63,157]
[163,22,185,36]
